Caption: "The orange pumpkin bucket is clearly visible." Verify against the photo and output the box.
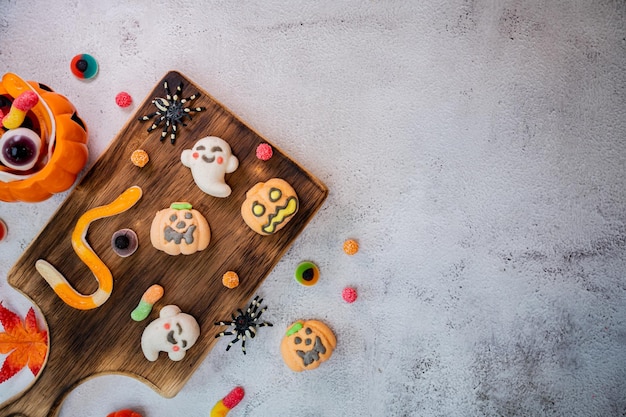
[0,73,88,202]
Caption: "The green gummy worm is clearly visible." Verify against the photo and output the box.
[131,300,154,321]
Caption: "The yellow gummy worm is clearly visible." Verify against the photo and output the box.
[210,401,231,417]
[35,186,143,310]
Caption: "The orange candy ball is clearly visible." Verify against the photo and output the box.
[343,239,359,255]
[131,149,149,167]
[115,91,133,108]
[222,271,240,289]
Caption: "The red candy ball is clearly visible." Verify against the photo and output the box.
[115,92,133,108]
[342,287,358,303]
[256,143,273,161]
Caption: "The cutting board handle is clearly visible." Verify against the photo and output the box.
[0,299,87,417]
[0,362,73,417]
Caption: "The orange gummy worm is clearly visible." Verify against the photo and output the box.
[142,284,164,304]
[35,186,143,310]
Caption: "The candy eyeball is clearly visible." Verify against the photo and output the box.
[295,261,319,286]
[70,53,99,80]
[0,127,41,171]
[111,229,138,257]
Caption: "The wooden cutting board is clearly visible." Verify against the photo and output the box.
[2,71,327,417]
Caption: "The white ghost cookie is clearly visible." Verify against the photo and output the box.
[141,305,200,361]
[181,136,239,198]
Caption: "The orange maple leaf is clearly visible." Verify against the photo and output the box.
[0,302,48,384]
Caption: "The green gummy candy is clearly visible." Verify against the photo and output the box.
[131,300,153,321]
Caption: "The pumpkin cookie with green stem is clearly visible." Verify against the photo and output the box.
[150,202,210,255]
[280,320,336,371]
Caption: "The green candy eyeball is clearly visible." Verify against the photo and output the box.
[295,261,319,286]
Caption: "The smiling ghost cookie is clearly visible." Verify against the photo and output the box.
[181,136,239,198]
[150,202,210,255]
[280,320,336,371]
[141,305,200,361]
[241,178,299,235]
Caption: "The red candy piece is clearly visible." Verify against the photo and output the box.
[106,410,142,417]
[115,92,133,108]
[342,287,358,303]
[223,386,245,409]
[255,143,273,161]
[0,219,7,242]
[12,91,38,111]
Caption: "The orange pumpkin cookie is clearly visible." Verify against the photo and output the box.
[280,320,336,372]
[241,178,298,235]
[150,202,210,255]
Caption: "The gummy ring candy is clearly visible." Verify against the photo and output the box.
[70,54,99,80]
[294,261,319,286]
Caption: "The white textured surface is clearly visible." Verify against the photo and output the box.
[1,1,625,416]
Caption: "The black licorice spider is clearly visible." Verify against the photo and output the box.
[138,80,205,144]
[214,296,273,355]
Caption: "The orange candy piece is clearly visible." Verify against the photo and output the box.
[343,239,359,255]
[131,149,149,167]
[222,271,239,289]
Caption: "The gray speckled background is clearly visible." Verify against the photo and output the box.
[1,1,625,416]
